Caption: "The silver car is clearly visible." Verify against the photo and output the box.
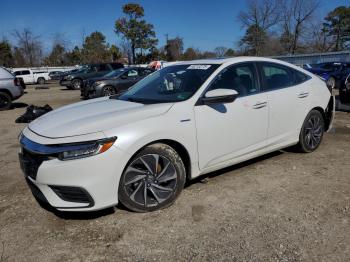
[0,67,25,110]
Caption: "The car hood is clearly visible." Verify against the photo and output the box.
[28,97,173,138]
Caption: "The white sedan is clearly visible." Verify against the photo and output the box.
[19,57,334,212]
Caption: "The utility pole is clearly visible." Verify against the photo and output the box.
[165,34,169,58]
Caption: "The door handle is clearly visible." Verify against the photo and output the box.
[298,92,309,98]
[252,101,267,109]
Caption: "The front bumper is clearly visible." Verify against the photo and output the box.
[80,82,103,99]
[18,133,131,212]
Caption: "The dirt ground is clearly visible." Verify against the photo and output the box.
[0,83,350,262]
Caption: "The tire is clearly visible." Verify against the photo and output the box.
[0,91,12,111]
[71,79,82,90]
[118,143,186,212]
[326,77,336,90]
[102,86,116,97]
[296,110,324,153]
[37,77,45,85]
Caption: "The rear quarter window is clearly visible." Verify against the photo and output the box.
[293,69,311,85]
[0,68,14,79]
[260,63,294,90]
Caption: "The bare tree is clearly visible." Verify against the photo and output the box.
[214,46,228,57]
[307,21,332,52]
[12,28,43,66]
[238,0,281,55]
[280,0,320,54]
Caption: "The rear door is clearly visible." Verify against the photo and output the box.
[258,62,312,145]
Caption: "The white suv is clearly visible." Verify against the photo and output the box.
[19,57,334,212]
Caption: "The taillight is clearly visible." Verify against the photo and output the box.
[14,78,20,86]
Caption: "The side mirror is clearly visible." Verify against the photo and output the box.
[120,75,127,80]
[200,89,238,105]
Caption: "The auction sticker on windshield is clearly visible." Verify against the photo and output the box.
[187,65,211,70]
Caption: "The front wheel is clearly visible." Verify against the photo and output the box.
[296,110,324,153]
[71,79,82,90]
[118,143,186,212]
[102,86,116,97]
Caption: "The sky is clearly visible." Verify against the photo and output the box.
[0,0,349,54]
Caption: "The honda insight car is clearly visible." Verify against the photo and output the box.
[19,57,334,212]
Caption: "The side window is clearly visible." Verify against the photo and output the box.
[97,64,109,71]
[261,63,294,90]
[128,69,138,77]
[293,69,311,85]
[90,66,98,72]
[14,71,21,76]
[139,69,153,76]
[110,63,123,70]
[22,70,30,75]
[208,63,258,97]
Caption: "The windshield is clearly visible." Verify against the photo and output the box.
[74,65,89,73]
[117,64,220,104]
[104,68,127,78]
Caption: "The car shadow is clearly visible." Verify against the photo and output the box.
[10,102,28,110]
[186,150,284,188]
[43,150,287,219]
[60,88,79,91]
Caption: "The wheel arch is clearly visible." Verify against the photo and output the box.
[124,139,192,181]
[0,89,13,99]
[310,105,333,131]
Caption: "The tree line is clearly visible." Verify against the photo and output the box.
[0,1,349,68]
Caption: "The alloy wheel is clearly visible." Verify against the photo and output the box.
[72,80,81,89]
[122,154,177,208]
[103,86,115,96]
[304,115,323,150]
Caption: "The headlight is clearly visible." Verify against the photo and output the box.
[93,81,103,86]
[58,137,117,161]
[67,75,74,80]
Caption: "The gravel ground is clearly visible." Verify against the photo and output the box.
[0,84,350,261]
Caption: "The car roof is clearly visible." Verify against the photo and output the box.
[175,56,296,66]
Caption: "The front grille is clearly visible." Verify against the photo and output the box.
[19,149,49,180]
[49,185,94,206]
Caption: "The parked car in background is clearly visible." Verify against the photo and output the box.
[48,71,65,81]
[81,67,154,99]
[339,73,350,104]
[59,63,124,90]
[304,62,350,89]
[13,69,49,85]
[148,61,181,70]
[0,67,25,110]
[19,57,334,212]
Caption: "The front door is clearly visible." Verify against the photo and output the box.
[194,63,269,170]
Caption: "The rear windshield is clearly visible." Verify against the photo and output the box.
[0,67,14,79]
